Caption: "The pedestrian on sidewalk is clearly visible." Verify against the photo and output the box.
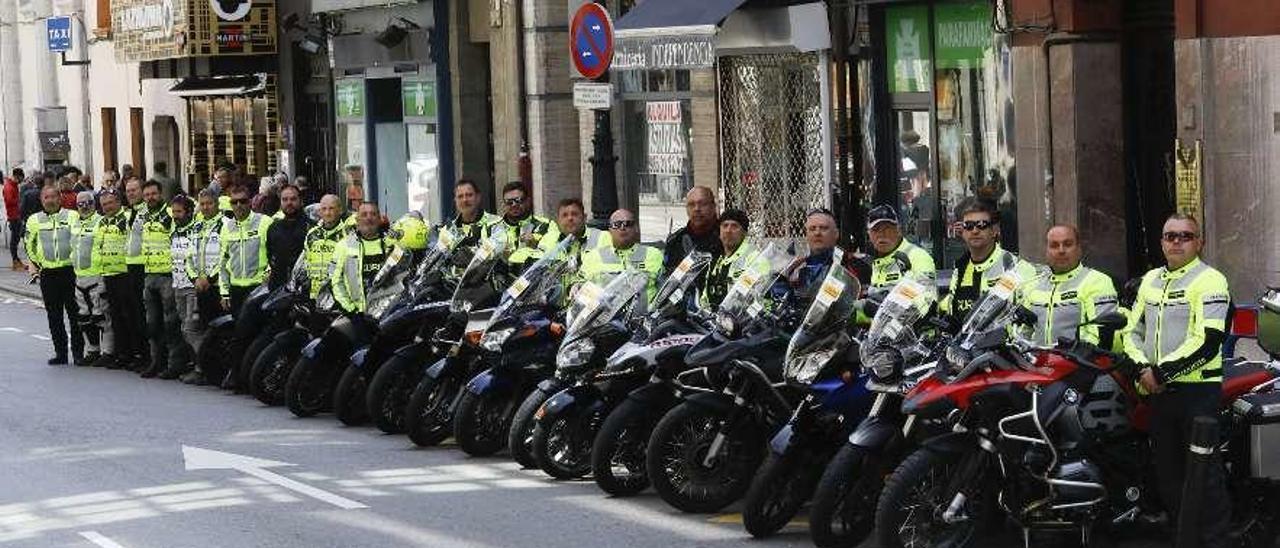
[71,191,108,366]
[25,184,82,365]
[3,168,24,271]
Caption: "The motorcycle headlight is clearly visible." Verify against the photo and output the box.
[367,294,396,320]
[556,338,596,369]
[784,348,837,385]
[944,345,970,372]
[716,315,736,335]
[480,328,515,352]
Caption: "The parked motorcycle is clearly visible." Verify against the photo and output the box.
[198,283,271,389]
[338,227,464,429]
[645,243,798,513]
[451,237,574,458]
[524,270,651,478]
[874,272,1280,548]
[741,249,877,537]
[807,274,943,547]
[247,257,338,405]
[284,241,417,418]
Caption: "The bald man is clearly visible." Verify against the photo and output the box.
[662,186,721,275]
[580,209,664,300]
[302,194,349,298]
[1021,225,1118,347]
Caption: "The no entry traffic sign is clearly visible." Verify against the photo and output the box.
[570,3,613,80]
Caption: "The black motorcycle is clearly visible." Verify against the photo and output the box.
[247,256,339,405]
[198,283,271,388]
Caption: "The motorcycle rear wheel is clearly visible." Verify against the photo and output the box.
[591,399,656,497]
[742,450,824,538]
[808,444,880,547]
[366,355,416,434]
[875,448,986,548]
[197,327,235,388]
[405,373,461,447]
[249,339,298,406]
[454,390,516,457]
[645,402,765,514]
[333,365,369,426]
[239,329,276,388]
[508,388,552,469]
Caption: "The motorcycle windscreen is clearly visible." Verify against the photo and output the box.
[860,275,937,374]
[366,245,415,319]
[783,249,860,384]
[956,270,1026,348]
[407,225,463,300]
[485,237,575,333]
[648,250,714,319]
[285,254,309,294]
[449,230,509,313]
[713,242,794,336]
[557,270,650,370]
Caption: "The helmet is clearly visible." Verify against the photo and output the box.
[393,214,429,250]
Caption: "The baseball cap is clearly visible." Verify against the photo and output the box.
[866,204,900,229]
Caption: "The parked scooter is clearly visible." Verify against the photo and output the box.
[247,256,339,405]
[741,248,877,537]
[198,283,271,389]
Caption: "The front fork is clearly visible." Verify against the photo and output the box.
[702,376,752,468]
[940,431,997,525]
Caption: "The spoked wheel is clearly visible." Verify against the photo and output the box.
[285,355,335,418]
[454,389,517,457]
[742,450,824,538]
[532,406,603,480]
[874,448,987,548]
[645,402,765,514]
[591,399,656,496]
[809,444,882,547]
[249,340,299,406]
[333,365,369,426]
[405,373,462,447]
[366,356,418,434]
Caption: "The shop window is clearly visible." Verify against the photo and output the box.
[619,69,695,241]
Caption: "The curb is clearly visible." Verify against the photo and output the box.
[0,282,42,301]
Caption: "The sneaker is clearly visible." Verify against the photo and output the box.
[47,355,68,366]
[158,367,187,380]
[101,355,124,370]
[84,351,101,365]
[180,371,208,385]
[73,355,86,367]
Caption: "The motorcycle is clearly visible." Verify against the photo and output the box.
[452,237,576,458]
[874,272,1280,548]
[247,256,339,405]
[284,239,417,418]
[807,274,944,547]
[198,283,271,389]
[741,248,879,537]
[524,270,652,479]
[645,243,798,513]
[338,227,464,429]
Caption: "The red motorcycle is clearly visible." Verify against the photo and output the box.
[873,273,1280,548]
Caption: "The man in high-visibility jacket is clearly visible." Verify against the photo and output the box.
[1123,214,1231,546]
[95,190,144,370]
[444,179,500,241]
[138,180,183,378]
[538,197,607,261]
[123,176,148,353]
[180,189,226,385]
[219,185,274,316]
[302,194,348,298]
[488,181,552,271]
[939,198,1039,323]
[164,195,201,380]
[331,202,392,314]
[70,191,108,366]
[580,209,663,301]
[700,209,753,311]
[862,204,936,323]
[25,184,81,365]
[1022,225,1118,347]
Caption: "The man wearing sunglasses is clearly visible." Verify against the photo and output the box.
[863,204,936,321]
[218,185,274,317]
[1123,213,1231,546]
[580,209,663,300]
[489,181,552,270]
[940,198,1038,323]
[70,191,107,367]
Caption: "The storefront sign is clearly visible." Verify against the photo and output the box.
[113,0,275,62]
[38,131,71,152]
[573,82,612,110]
[1174,139,1203,222]
[934,2,992,69]
[46,16,72,52]
[335,79,365,121]
[613,33,715,71]
[646,101,687,177]
[402,79,437,123]
[885,5,931,93]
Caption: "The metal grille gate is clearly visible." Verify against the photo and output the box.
[718,52,828,239]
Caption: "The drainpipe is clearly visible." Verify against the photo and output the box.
[514,0,530,188]
[1039,32,1116,218]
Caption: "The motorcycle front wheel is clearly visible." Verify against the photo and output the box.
[366,355,419,434]
[332,365,369,426]
[531,404,603,480]
[453,389,517,457]
[249,339,299,406]
[508,388,553,469]
[874,448,987,548]
[645,402,765,514]
[239,329,277,388]
[285,353,336,418]
[591,398,657,497]
[197,326,236,388]
[742,449,825,538]
[808,444,881,548]
[405,372,462,447]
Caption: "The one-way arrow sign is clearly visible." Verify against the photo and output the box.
[182,445,368,510]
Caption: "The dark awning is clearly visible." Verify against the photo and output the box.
[614,0,750,34]
[168,74,267,97]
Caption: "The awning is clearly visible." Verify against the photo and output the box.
[168,74,267,97]
[614,0,750,36]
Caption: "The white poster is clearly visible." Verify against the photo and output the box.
[645,101,686,177]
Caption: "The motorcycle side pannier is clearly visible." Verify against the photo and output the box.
[1232,391,1280,480]
[1258,289,1280,358]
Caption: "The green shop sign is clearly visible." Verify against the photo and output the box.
[886,5,930,94]
[402,79,438,122]
[335,79,365,120]
[885,2,993,93]
[934,2,993,69]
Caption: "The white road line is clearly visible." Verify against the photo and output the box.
[30,334,51,341]
[78,530,128,548]
[0,326,23,332]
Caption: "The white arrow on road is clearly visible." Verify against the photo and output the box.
[182,446,368,510]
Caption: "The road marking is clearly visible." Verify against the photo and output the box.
[0,326,23,332]
[182,446,368,510]
[30,334,51,341]
[77,531,128,548]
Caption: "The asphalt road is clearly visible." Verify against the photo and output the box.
[0,293,1179,548]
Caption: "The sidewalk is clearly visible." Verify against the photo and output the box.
[0,264,43,301]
